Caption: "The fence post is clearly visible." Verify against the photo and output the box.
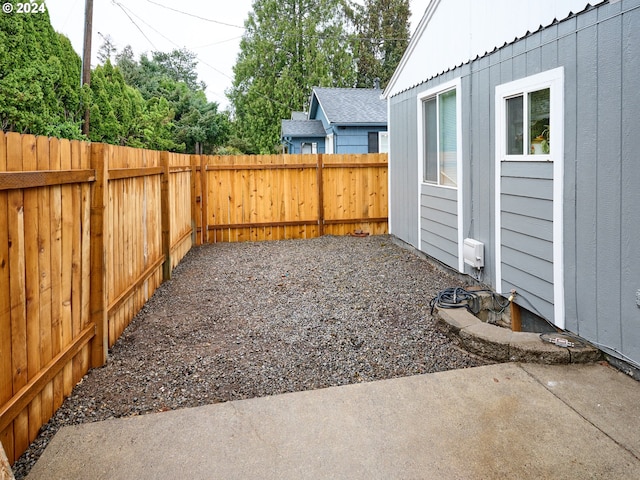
[317,154,324,237]
[199,154,208,244]
[89,143,109,368]
[190,154,202,246]
[160,151,171,281]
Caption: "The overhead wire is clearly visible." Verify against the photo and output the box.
[105,1,296,111]
[111,1,158,51]
[106,1,411,112]
[144,0,245,29]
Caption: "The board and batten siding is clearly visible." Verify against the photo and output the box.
[387,0,640,366]
[389,89,420,247]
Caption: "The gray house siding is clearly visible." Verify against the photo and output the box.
[389,89,420,247]
[420,185,458,268]
[388,0,640,365]
[500,162,555,321]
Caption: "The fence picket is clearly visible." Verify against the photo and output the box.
[0,132,13,462]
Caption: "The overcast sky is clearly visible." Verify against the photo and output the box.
[45,0,431,110]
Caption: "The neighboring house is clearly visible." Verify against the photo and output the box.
[384,0,640,369]
[281,87,388,154]
[281,113,326,154]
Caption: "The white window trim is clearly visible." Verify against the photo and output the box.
[378,131,389,153]
[494,67,565,328]
[416,78,464,272]
[417,78,462,190]
[496,69,564,162]
[326,134,334,154]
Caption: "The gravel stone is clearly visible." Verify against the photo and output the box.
[12,235,492,478]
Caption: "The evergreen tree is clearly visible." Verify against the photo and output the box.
[0,2,84,138]
[353,0,410,89]
[97,34,118,64]
[88,61,183,151]
[228,0,356,153]
[115,47,229,153]
[88,61,146,146]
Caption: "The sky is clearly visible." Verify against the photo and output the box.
[44,0,431,110]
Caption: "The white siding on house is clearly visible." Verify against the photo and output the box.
[386,0,593,98]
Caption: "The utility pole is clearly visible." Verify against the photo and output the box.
[82,0,94,136]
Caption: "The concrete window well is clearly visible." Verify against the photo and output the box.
[431,286,601,365]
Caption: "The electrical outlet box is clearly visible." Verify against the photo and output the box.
[463,238,484,268]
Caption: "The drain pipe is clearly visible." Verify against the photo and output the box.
[509,289,522,332]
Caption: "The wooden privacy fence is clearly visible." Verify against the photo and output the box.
[0,133,193,464]
[0,133,387,466]
[197,153,388,243]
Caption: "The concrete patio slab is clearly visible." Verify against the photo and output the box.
[26,362,640,480]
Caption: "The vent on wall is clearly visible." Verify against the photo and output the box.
[463,238,484,269]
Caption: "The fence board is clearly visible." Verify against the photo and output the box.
[36,136,53,425]
[7,133,29,458]
[48,137,64,413]
[0,133,14,462]
[22,135,42,444]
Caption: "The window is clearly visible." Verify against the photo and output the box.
[301,142,317,154]
[420,87,458,187]
[506,88,550,155]
[326,134,334,154]
[497,68,563,161]
[368,132,379,153]
[367,131,389,153]
[378,131,389,153]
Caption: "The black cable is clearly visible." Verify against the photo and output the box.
[429,287,480,315]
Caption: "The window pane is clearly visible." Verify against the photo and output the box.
[439,90,457,186]
[529,88,550,155]
[506,95,523,155]
[379,132,389,153]
[423,98,437,183]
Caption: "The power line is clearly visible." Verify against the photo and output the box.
[116,3,233,81]
[191,36,245,50]
[144,0,245,29]
[112,1,158,50]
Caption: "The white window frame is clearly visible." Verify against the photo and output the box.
[301,142,317,154]
[494,67,565,328]
[326,134,334,154]
[417,78,462,190]
[496,68,564,162]
[416,78,464,273]
[378,131,389,153]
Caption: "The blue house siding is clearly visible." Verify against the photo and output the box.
[387,0,640,366]
[332,126,388,154]
[285,137,326,154]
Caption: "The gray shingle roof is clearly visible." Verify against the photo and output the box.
[290,111,308,121]
[313,87,387,124]
[281,119,326,137]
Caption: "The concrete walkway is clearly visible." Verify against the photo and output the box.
[27,362,640,480]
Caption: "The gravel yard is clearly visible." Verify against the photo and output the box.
[13,235,492,478]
